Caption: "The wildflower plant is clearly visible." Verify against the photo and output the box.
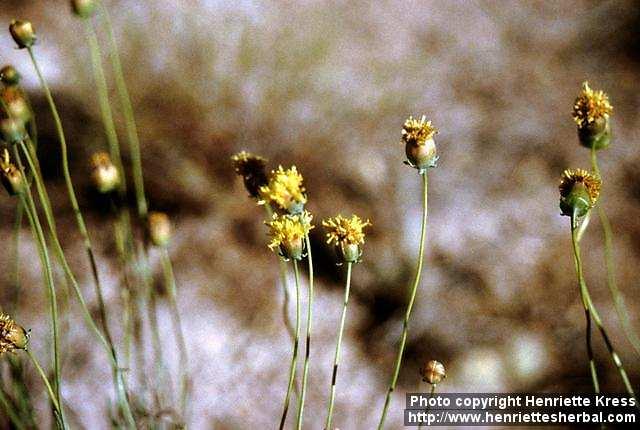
[322,214,370,429]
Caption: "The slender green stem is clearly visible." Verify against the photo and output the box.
[378,171,429,430]
[97,0,148,219]
[590,148,640,358]
[279,259,301,430]
[13,155,63,415]
[324,261,352,430]
[295,234,315,430]
[17,142,136,427]
[161,248,190,422]
[571,212,635,397]
[570,213,600,393]
[417,384,437,430]
[0,388,26,430]
[25,350,66,429]
[11,200,24,314]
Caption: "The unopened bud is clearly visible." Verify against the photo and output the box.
[1,87,32,123]
[9,20,36,49]
[71,0,96,19]
[90,152,120,193]
[148,212,172,247]
[420,360,446,385]
[1,164,25,196]
[0,117,27,144]
[0,65,21,86]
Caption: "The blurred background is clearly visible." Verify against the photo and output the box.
[1,0,640,428]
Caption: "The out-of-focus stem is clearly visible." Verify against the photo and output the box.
[279,259,301,430]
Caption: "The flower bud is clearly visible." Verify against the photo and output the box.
[559,169,601,218]
[1,86,32,123]
[401,115,438,171]
[71,0,96,19]
[1,164,26,196]
[90,152,120,193]
[0,117,27,144]
[9,20,36,49]
[148,212,172,247]
[0,313,29,354]
[0,65,21,86]
[420,360,446,385]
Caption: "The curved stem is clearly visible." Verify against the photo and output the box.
[377,171,429,430]
[25,349,66,429]
[97,0,148,219]
[17,142,136,427]
[590,148,640,358]
[13,154,63,415]
[570,213,600,393]
[279,259,301,430]
[295,234,315,430]
[161,249,190,422]
[324,261,352,430]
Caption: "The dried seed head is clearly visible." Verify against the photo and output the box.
[322,214,371,263]
[0,313,29,354]
[573,82,613,150]
[90,152,120,193]
[420,360,446,385]
[0,117,27,144]
[266,211,314,260]
[148,212,172,247]
[9,20,36,49]
[71,0,96,18]
[1,86,32,123]
[0,65,21,86]
[231,151,268,198]
[402,115,438,171]
[0,149,25,196]
[259,165,307,214]
[559,168,601,218]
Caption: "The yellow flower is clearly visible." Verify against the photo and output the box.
[401,115,437,146]
[266,211,313,260]
[559,168,601,205]
[259,165,307,213]
[322,215,371,246]
[0,313,28,354]
[572,82,612,129]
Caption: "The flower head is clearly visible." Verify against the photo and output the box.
[71,0,96,18]
[323,214,371,263]
[559,168,601,217]
[420,360,446,385]
[401,115,437,146]
[231,151,268,198]
[266,211,313,260]
[573,82,612,129]
[0,313,28,354]
[148,212,172,247]
[1,86,32,123]
[9,20,36,49]
[90,152,120,193]
[1,148,25,196]
[259,165,307,213]
[0,65,21,86]
[402,115,438,171]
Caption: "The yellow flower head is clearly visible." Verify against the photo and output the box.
[572,82,612,128]
[0,313,28,354]
[259,165,307,212]
[401,115,437,146]
[322,214,371,246]
[231,151,267,177]
[559,168,601,205]
[266,211,313,259]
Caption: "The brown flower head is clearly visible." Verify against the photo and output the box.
[0,313,28,354]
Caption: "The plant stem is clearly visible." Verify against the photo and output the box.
[377,171,429,430]
[97,0,148,219]
[17,142,136,427]
[324,261,352,430]
[571,212,635,397]
[11,200,24,314]
[279,259,301,430]
[295,234,315,430]
[417,384,437,430]
[13,157,62,415]
[161,248,190,422]
[589,148,640,358]
[25,349,66,429]
[0,388,26,430]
